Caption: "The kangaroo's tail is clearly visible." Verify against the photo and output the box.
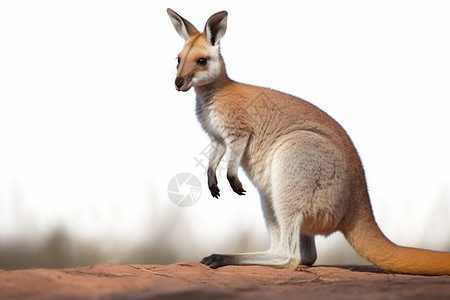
[342,202,450,276]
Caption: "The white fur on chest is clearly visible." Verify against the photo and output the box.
[196,100,227,142]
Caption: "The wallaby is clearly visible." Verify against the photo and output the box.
[167,8,450,275]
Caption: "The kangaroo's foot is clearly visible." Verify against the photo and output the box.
[200,252,299,269]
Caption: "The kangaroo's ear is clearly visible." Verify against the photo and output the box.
[167,8,199,40]
[204,11,228,46]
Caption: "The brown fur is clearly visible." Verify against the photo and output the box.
[167,8,450,275]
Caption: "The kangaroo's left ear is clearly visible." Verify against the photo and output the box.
[204,11,228,46]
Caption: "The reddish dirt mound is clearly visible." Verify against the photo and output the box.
[1,262,449,299]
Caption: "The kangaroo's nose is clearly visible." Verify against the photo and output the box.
[175,77,185,90]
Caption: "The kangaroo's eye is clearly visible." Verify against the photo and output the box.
[177,57,180,64]
[197,58,207,66]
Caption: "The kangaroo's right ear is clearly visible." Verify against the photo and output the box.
[167,8,199,40]
[204,11,228,46]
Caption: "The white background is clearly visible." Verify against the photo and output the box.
[1,0,449,264]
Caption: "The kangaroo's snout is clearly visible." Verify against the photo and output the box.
[175,77,185,91]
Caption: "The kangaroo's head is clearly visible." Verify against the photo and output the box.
[167,9,228,92]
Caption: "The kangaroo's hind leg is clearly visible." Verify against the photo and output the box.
[200,212,303,269]
[201,190,304,268]
[263,194,317,266]
[201,163,307,269]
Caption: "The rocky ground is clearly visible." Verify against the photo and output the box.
[1,262,449,300]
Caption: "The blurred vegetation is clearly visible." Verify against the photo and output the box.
[0,228,104,269]
[1,190,449,270]
[1,227,448,271]
[0,225,264,270]
[0,226,365,270]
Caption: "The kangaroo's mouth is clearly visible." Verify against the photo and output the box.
[175,76,193,92]
[175,84,192,92]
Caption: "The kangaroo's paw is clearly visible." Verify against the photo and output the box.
[208,179,220,199]
[207,169,220,198]
[209,185,220,198]
[227,174,246,195]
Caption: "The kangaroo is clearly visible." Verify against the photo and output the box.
[167,8,450,275]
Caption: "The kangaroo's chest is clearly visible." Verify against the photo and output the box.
[196,99,226,141]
